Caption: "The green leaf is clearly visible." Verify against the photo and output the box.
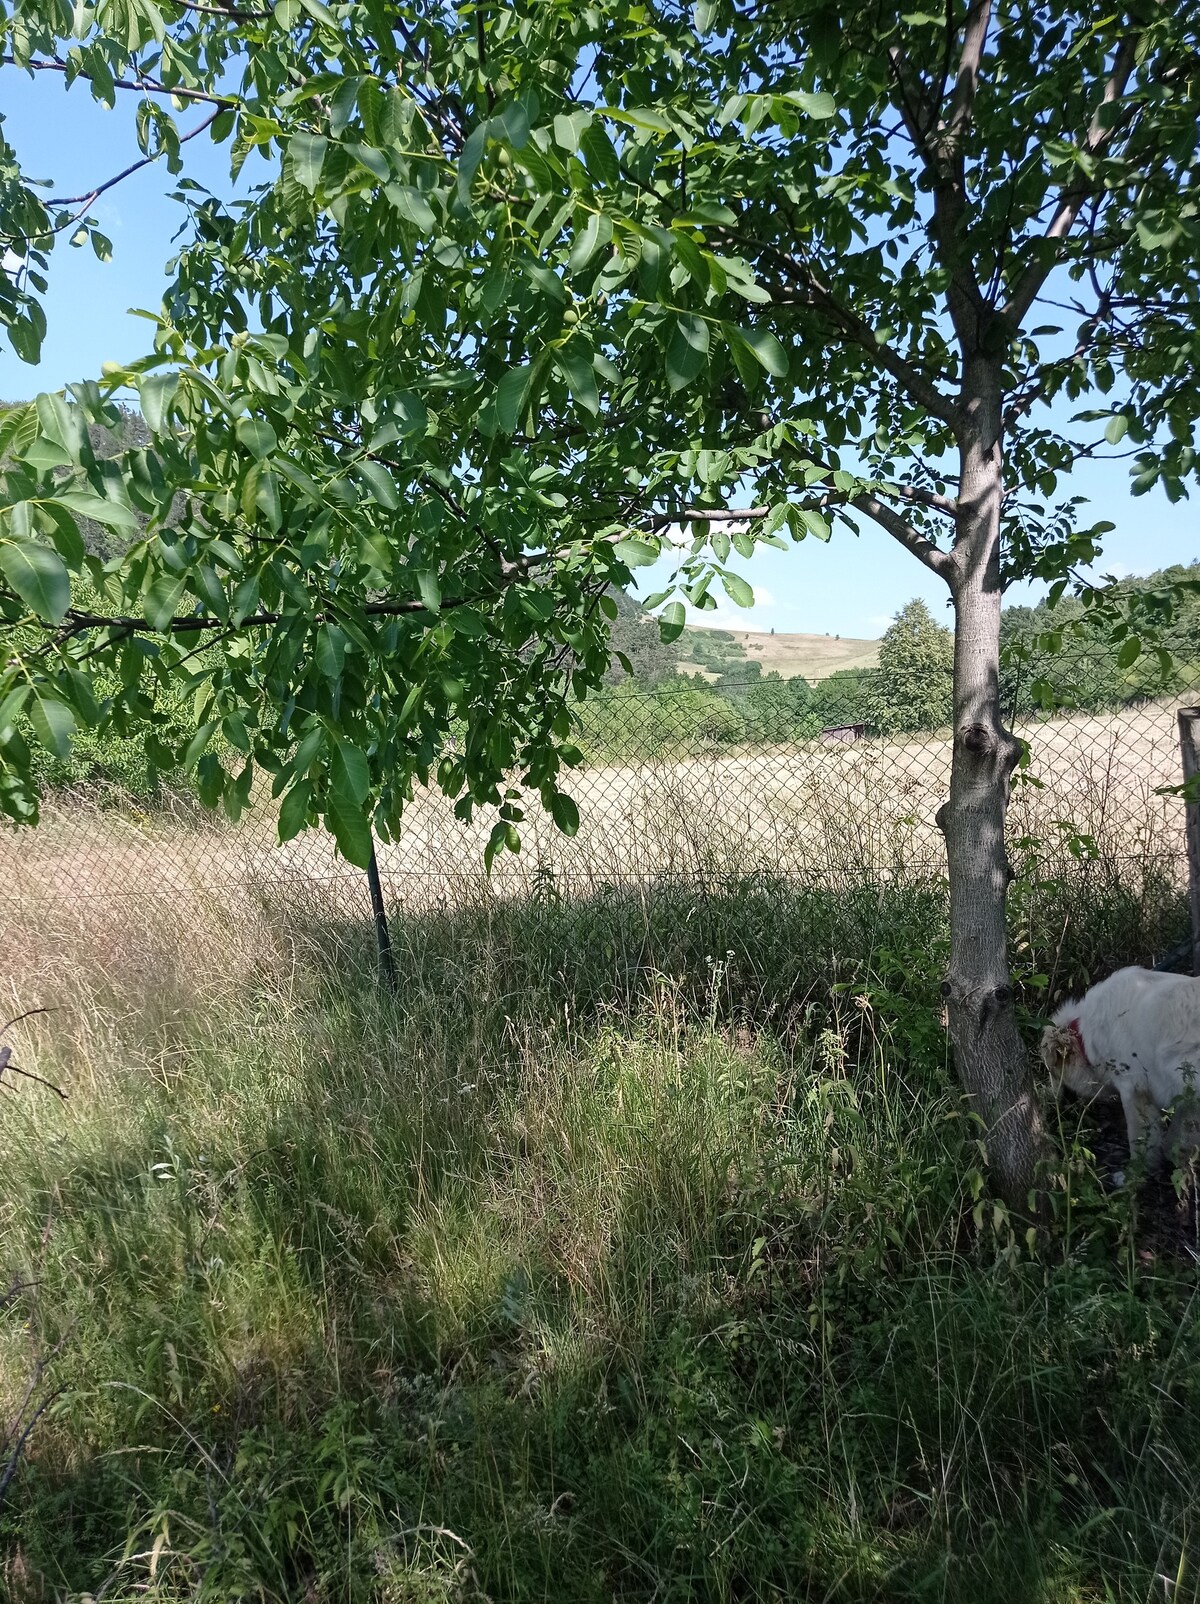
[493,96,533,149]
[236,417,278,460]
[332,739,370,804]
[658,599,686,642]
[1117,636,1142,669]
[549,791,580,836]
[596,105,674,135]
[613,537,658,567]
[1104,413,1129,445]
[327,790,373,868]
[315,622,347,678]
[0,538,70,623]
[783,90,837,119]
[255,469,282,531]
[391,391,429,437]
[665,314,711,392]
[556,341,600,416]
[289,131,328,194]
[51,490,139,529]
[28,692,75,759]
[140,373,179,434]
[495,364,533,434]
[278,779,311,842]
[385,184,436,231]
[0,684,29,739]
[721,571,755,607]
[735,325,789,377]
[352,459,400,509]
[579,122,621,185]
[183,718,219,770]
[795,508,831,541]
[416,570,442,612]
[569,212,613,273]
[144,572,188,631]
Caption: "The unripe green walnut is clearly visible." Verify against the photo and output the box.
[563,307,579,327]
[497,148,512,168]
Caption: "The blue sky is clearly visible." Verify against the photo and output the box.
[2,70,1195,640]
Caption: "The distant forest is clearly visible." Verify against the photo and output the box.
[584,563,1200,759]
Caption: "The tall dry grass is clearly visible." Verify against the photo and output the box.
[0,698,1196,1602]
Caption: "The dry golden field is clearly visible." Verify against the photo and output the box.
[676,625,881,680]
[0,694,1189,971]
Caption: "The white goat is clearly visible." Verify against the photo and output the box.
[1040,965,1200,1174]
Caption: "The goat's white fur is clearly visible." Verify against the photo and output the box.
[1040,966,1200,1172]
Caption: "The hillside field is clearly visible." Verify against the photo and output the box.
[676,625,881,681]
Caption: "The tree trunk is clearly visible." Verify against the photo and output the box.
[939,356,1046,1214]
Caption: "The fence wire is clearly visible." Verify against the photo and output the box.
[1,646,1197,942]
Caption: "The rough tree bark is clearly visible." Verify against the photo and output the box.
[937,353,1047,1211]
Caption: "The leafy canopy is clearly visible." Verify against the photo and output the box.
[0,2,1197,861]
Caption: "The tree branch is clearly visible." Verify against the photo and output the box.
[732,233,961,431]
[887,2,993,344]
[848,493,955,579]
[645,506,769,530]
[24,109,226,239]
[1003,31,1140,329]
[4,57,237,108]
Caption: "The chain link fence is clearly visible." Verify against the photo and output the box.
[2,640,1197,955]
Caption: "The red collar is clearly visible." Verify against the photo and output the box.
[1067,1017,1088,1063]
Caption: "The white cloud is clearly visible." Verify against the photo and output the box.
[752,585,773,607]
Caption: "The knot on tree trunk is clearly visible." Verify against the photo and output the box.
[959,722,993,754]
[941,976,1017,1026]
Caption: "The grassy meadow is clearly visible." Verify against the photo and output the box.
[2,788,1199,1604]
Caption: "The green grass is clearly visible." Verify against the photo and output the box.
[2,870,1198,1602]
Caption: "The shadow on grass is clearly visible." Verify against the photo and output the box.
[2,876,1197,1603]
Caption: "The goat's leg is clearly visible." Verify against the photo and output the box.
[1118,1079,1166,1175]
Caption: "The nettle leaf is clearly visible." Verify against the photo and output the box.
[665,314,711,392]
[0,538,70,623]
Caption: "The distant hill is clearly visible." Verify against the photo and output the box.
[677,626,880,682]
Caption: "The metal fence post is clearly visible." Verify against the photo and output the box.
[366,837,398,995]
[1177,707,1200,977]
